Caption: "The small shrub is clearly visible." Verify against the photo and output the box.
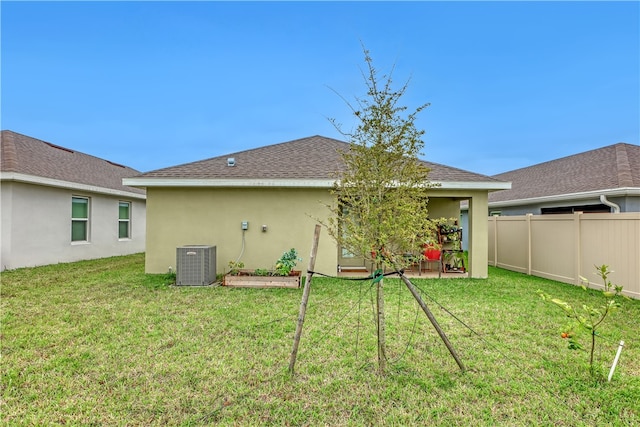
[274,248,302,276]
[537,264,627,375]
[253,268,270,276]
[227,261,244,276]
[164,267,176,285]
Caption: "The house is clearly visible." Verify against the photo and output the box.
[488,143,640,216]
[123,135,510,279]
[0,130,146,270]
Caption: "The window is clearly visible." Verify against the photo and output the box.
[71,197,89,242]
[541,204,610,215]
[118,201,131,239]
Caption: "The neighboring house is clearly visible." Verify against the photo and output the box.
[0,130,146,270]
[488,143,640,216]
[124,135,509,279]
[459,142,639,250]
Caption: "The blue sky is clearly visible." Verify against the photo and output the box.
[2,1,638,176]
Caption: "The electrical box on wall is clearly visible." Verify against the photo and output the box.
[241,221,248,230]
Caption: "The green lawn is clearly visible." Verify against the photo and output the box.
[2,253,639,426]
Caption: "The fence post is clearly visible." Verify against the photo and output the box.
[574,211,582,286]
[526,213,532,276]
[492,215,498,267]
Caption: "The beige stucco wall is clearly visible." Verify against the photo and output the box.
[425,197,460,221]
[0,181,146,270]
[144,187,336,275]
[144,186,490,279]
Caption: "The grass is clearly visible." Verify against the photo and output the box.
[1,252,639,426]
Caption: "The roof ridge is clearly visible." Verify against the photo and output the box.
[615,143,634,187]
[141,135,346,175]
[0,130,19,171]
[1,130,145,195]
[2,130,61,148]
[1,130,142,173]
[421,158,499,181]
[133,134,504,184]
[491,142,638,178]
[224,135,345,156]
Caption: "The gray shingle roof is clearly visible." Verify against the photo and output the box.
[134,135,503,184]
[1,130,145,195]
[489,143,640,203]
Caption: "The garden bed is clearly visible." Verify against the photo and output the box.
[223,269,301,288]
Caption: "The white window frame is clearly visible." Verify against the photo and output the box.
[118,201,131,240]
[71,196,90,243]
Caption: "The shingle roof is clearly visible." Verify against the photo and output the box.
[1,130,145,195]
[489,143,640,203]
[134,135,503,184]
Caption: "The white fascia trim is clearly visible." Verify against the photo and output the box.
[122,178,337,188]
[431,181,512,191]
[1,172,147,200]
[489,187,640,208]
[123,177,512,191]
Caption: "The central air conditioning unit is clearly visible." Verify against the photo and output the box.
[176,245,217,286]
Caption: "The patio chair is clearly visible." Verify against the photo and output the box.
[420,244,442,278]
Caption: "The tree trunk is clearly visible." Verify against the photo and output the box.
[376,274,387,374]
[590,330,596,372]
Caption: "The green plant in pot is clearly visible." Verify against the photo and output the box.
[227,260,244,276]
[444,231,464,270]
[274,248,302,276]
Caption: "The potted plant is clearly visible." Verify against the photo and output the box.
[442,232,465,272]
[227,260,245,276]
[223,248,303,288]
[422,241,442,261]
[432,217,465,273]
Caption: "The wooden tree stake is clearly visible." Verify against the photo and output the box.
[288,224,321,374]
[397,269,466,372]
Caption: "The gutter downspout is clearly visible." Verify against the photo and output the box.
[600,194,620,213]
